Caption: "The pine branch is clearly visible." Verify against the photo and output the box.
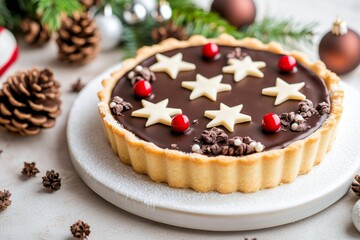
[242,16,317,48]
[0,0,19,29]
[33,0,83,32]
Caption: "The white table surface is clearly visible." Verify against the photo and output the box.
[1,0,360,239]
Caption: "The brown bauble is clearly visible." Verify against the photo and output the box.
[319,20,360,75]
[211,0,256,29]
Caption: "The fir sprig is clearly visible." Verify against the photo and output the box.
[33,0,83,32]
[0,0,18,28]
[242,16,317,48]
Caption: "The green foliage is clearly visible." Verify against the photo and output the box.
[242,16,317,48]
[0,0,18,28]
[33,0,83,32]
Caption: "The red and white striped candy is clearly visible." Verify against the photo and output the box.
[0,27,19,77]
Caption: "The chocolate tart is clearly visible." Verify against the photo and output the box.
[98,34,343,193]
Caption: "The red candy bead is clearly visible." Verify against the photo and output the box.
[171,114,190,133]
[202,43,220,59]
[133,80,152,98]
[262,113,281,132]
[278,55,297,72]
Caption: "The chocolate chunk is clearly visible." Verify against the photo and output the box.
[317,102,330,115]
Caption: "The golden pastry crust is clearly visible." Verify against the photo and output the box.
[98,34,343,193]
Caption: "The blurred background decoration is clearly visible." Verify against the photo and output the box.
[1,0,359,74]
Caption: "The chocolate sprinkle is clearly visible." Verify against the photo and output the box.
[226,47,247,60]
[110,96,133,116]
[127,66,156,86]
[194,127,262,156]
[317,102,330,115]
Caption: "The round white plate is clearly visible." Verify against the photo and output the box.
[67,64,360,231]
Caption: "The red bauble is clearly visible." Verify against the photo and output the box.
[278,55,297,72]
[202,43,220,60]
[133,80,152,98]
[319,18,360,75]
[211,0,256,29]
[171,114,190,133]
[262,113,281,133]
[0,27,19,77]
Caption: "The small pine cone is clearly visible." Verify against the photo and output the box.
[79,0,102,10]
[42,170,62,192]
[20,18,52,46]
[21,162,40,177]
[352,175,360,197]
[70,220,91,240]
[151,22,187,43]
[0,68,61,136]
[57,12,100,65]
[0,189,12,210]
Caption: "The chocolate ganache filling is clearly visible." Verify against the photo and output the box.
[111,46,330,154]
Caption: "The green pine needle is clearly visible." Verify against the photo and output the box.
[33,0,83,32]
[0,0,18,29]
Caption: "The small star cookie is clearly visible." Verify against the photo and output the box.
[204,103,251,132]
[149,53,196,79]
[222,56,266,82]
[131,99,182,127]
[262,77,306,105]
[181,74,232,101]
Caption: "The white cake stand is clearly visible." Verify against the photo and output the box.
[67,64,360,231]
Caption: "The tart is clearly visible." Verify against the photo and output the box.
[98,34,343,193]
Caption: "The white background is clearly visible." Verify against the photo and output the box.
[1,0,360,239]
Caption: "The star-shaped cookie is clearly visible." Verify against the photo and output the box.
[262,77,306,105]
[181,74,232,101]
[204,103,251,132]
[222,56,266,82]
[149,53,196,79]
[131,99,182,127]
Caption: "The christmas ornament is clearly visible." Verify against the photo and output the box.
[211,0,256,29]
[202,43,220,60]
[262,113,281,133]
[95,4,123,51]
[171,114,190,133]
[135,0,156,13]
[0,68,61,136]
[319,17,360,75]
[133,80,152,98]
[123,1,147,25]
[0,27,18,77]
[56,12,100,64]
[151,21,186,43]
[152,0,172,23]
[353,199,360,232]
[278,55,297,73]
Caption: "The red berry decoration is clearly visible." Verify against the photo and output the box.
[262,113,281,133]
[202,43,220,60]
[278,55,297,72]
[133,80,152,98]
[171,114,190,133]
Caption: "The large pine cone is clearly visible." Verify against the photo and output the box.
[20,18,52,46]
[56,12,100,65]
[0,68,61,136]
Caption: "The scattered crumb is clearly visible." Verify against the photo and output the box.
[193,119,199,124]
[71,78,85,93]
[170,144,178,149]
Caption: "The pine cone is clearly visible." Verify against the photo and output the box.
[56,12,100,65]
[79,0,102,10]
[151,22,187,43]
[0,189,12,210]
[0,68,61,136]
[21,162,40,177]
[70,220,91,240]
[42,170,62,192]
[352,175,360,197]
[20,18,52,46]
